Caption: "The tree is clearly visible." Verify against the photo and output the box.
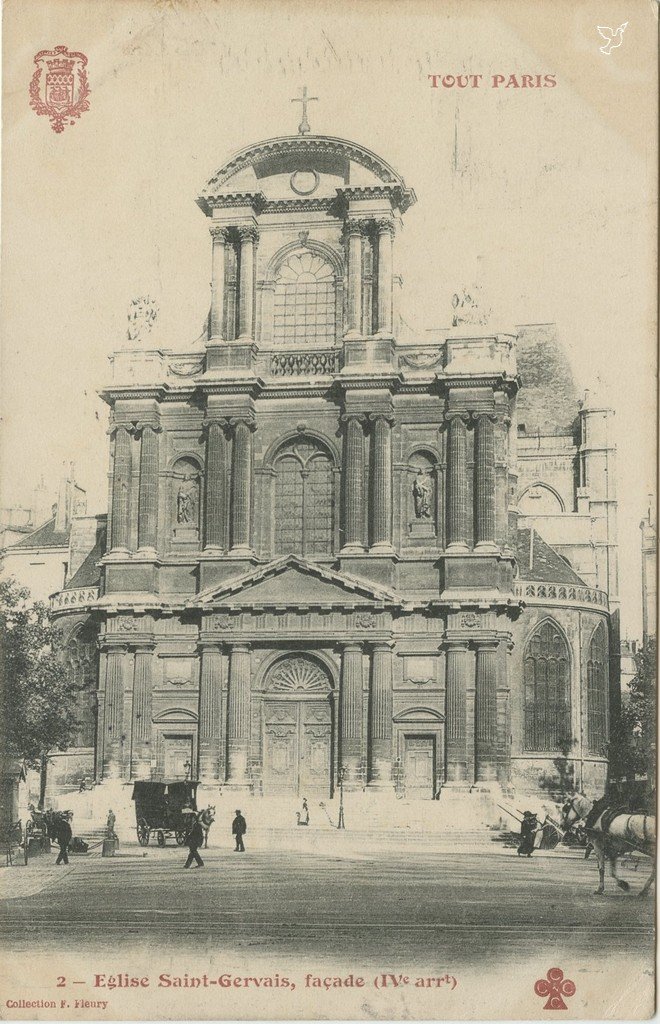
[0,577,79,806]
[608,637,656,803]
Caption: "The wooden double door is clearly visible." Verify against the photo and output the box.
[403,735,436,799]
[263,699,333,797]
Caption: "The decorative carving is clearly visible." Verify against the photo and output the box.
[400,350,444,370]
[166,675,189,687]
[209,225,230,241]
[271,351,340,377]
[374,218,396,236]
[356,612,376,629]
[268,656,330,693]
[413,470,433,520]
[344,218,368,236]
[212,614,232,631]
[127,296,158,344]
[460,612,478,628]
[118,618,137,632]
[169,358,205,378]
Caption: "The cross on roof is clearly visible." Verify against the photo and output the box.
[291,85,318,136]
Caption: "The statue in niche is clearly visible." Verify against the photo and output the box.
[175,472,199,526]
[413,470,433,520]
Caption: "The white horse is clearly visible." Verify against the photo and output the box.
[198,806,216,849]
[561,794,655,897]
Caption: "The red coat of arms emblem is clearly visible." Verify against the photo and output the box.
[29,45,90,133]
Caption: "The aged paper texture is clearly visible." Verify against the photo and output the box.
[0,0,657,1019]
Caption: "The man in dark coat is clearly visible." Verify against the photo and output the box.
[183,811,204,868]
[51,815,72,865]
[232,810,247,852]
[517,811,538,857]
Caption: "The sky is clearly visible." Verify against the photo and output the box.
[1,0,657,638]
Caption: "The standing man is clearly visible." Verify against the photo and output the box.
[182,808,204,869]
[232,809,247,852]
[53,814,72,865]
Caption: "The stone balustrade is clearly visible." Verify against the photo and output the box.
[50,586,99,612]
[513,580,608,609]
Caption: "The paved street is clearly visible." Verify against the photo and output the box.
[0,840,654,1019]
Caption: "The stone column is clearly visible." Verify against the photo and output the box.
[475,641,498,782]
[230,418,254,553]
[340,643,363,783]
[238,226,258,340]
[103,646,128,778]
[227,644,251,784]
[110,425,132,552]
[342,413,365,552]
[137,425,159,552]
[204,419,227,551]
[474,413,496,549]
[209,225,228,341]
[345,220,364,336]
[131,645,154,779]
[198,644,223,781]
[370,414,393,551]
[375,219,395,335]
[446,413,469,550]
[369,642,393,785]
[445,640,469,782]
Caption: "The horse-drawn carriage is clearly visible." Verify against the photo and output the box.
[132,780,198,847]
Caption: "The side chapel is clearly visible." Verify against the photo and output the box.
[50,108,617,804]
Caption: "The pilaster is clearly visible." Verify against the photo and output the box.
[226,643,251,785]
[368,641,394,786]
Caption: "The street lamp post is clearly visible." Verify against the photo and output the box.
[337,765,347,829]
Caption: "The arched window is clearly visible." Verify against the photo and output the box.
[67,624,97,748]
[273,438,334,556]
[524,620,571,751]
[518,483,564,515]
[273,251,336,346]
[587,622,608,754]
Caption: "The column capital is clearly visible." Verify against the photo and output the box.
[108,421,136,438]
[442,637,470,652]
[370,640,395,652]
[341,411,367,425]
[344,217,369,237]
[202,416,229,432]
[474,638,500,652]
[210,224,231,241]
[471,410,498,424]
[197,641,224,655]
[374,217,396,236]
[132,642,156,654]
[368,411,395,426]
[229,414,256,432]
[229,642,251,654]
[237,225,259,243]
[342,641,364,653]
[445,410,470,425]
[100,639,131,653]
[134,421,162,436]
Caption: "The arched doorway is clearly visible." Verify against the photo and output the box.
[262,654,334,797]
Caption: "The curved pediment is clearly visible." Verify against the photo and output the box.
[198,135,416,214]
[393,707,445,723]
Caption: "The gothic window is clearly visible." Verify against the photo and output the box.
[273,438,334,556]
[587,622,608,754]
[524,620,571,751]
[66,624,97,748]
[273,251,336,346]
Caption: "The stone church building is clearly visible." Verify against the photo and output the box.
[49,125,617,806]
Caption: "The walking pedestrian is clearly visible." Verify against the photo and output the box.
[52,814,72,865]
[182,808,204,869]
[232,809,247,852]
[296,798,309,826]
[517,811,538,857]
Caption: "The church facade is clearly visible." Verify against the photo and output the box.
[50,128,616,803]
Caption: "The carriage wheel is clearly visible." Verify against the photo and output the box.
[175,829,187,846]
[136,819,150,846]
[157,830,166,847]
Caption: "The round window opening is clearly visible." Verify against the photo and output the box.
[290,170,319,196]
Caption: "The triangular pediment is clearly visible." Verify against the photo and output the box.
[191,555,398,610]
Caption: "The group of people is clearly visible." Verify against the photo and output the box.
[182,808,246,869]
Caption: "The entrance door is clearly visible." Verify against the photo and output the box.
[403,736,435,799]
[163,736,193,779]
[263,700,331,796]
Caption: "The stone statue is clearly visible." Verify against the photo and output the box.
[176,474,198,526]
[127,295,158,344]
[451,285,490,328]
[413,470,433,519]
